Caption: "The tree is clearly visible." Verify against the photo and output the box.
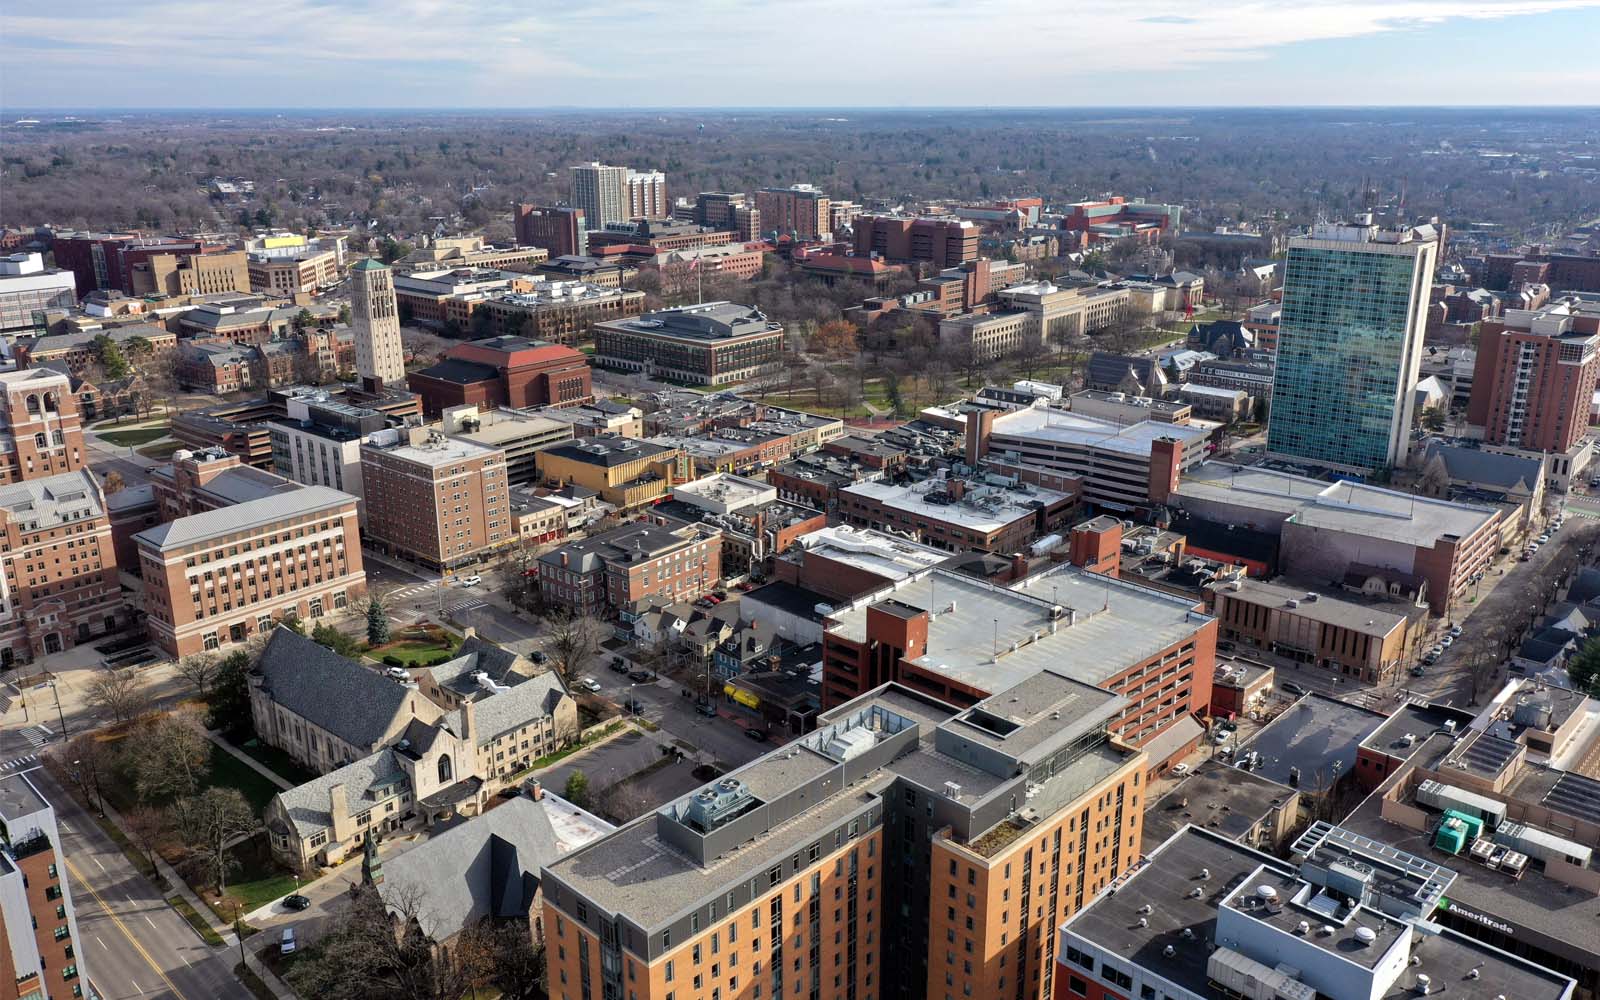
[485,922,546,1000]
[129,709,212,804]
[544,612,603,685]
[208,650,253,733]
[367,596,392,647]
[122,804,168,876]
[280,612,305,635]
[175,653,219,699]
[86,668,149,725]
[1421,407,1447,433]
[64,733,112,815]
[811,319,859,357]
[292,308,315,331]
[1568,638,1600,698]
[183,787,254,895]
[563,770,591,809]
[102,470,125,495]
[311,621,362,658]
[337,303,352,325]
[92,334,131,380]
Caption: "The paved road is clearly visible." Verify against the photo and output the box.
[30,767,250,1000]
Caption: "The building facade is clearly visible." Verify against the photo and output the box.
[0,369,87,486]
[406,335,593,417]
[537,521,722,615]
[361,426,511,569]
[0,772,90,1000]
[571,163,631,231]
[594,302,785,386]
[756,184,831,240]
[853,215,979,267]
[349,258,406,387]
[515,204,588,257]
[1267,221,1441,472]
[1468,298,1600,454]
[0,253,76,335]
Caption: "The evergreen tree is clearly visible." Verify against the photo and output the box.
[366,596,391,647]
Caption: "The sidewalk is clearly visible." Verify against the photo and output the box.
[206,730,293,791]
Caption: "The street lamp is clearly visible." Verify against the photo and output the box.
[48,679,68,739]
[234,901,246,967]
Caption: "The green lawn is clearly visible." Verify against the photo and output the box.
[96,426,170,447]
[231,736,319,787]
[217,835,300,914]
[137,440,184,460]
[103,743,284,816]
[168,895,225,946]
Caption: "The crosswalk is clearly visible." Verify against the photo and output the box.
[389,597,487,623]
[20,725,51,750]
[2,754,39,772]
[445,598,487,616]
[387,582,441,602]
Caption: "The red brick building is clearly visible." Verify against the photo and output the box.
[0,368,86,485]
[536,521,722,615]
[406,335,592,417]
[1467,298,1600,453]
[513,204,586,257]
[851,215,979,267]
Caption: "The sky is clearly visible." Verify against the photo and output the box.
[3,0,1599,110]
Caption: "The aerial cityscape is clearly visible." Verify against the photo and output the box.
[3,7,1600,1000]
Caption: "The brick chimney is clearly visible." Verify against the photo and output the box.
[328,783,351,843]
[964,409,995,467]
[1147,437,1183,505]
[1010,553,1029,581]
[948,478,966,500]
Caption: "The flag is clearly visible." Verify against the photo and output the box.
[1183,291,1194,319]
[687,257,700,272]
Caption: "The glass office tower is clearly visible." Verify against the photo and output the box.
[1266,220,1439,473]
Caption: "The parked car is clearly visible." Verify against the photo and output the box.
[1212,732,1230,745]
[1429,645,1444,657]
[1217,640,1237,653]
[1421,653,1438,666]
[1219,721,1238,732]
[1279,681,1307,697]
[1448,625,1463,638]
[695,702,718,717]
[529,650,549,664]
[744,727,767,742]
[1538,534,1550,544]
[280,928,298,955]
[580,677,602,693]
[1410,665,1427,677]
[1440,636,1454,649]
[457,574,482,587]
[1169,763,1191,777]
[609,659,630,674]
[629,669,653,683]
[283,894,310,912]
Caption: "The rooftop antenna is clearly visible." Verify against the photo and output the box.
[993,618,999,660]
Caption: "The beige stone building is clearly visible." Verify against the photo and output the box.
[254,628,578,871]
[350,258,406,387]
[130,249,250,297]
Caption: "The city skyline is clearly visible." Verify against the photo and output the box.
[4,1,1600,109]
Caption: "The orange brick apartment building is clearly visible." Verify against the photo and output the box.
[360,426,511,570]
[541,674,1146,1000]
[135,448,366,658]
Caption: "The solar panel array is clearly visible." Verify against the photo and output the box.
[1544,770,1600,826]
[1447,732,1521,778]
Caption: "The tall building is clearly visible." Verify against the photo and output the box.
[1,771,90,1000]
[349,258,406,387]
[0,368,86,485]
[570,163,632,231]
[1467,297,1600,455]
[136,449,366,658]
[1266,220,1441,472]
[694,192,761,242]
[756,184,831,240]
[626,169,669,219]
[514,204,588,257]
[129,248,250,297]
[0,253,76,335]
[853,215,979,267]
[0,467,123,666]
[542,674,1147,1000]
[361,425,510,569]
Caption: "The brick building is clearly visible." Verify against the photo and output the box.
[361,426,511,570]
[537,521,721,615]
[513,204,587,257]
[0,772,91,1000]
[406,335,593,417]
[129,248,250,297]
[1057,196,1182,245]
[136,448,366,658]
[594,301,785,387]
[838,472,1077,554]
[756,184,831,239]
[691,192,761,241]
[470,283,646,346]
[586,219,737,254]
[0,368,87,486]
[852,215,980,267]
[1468,297,1600,454]
[534,435,685,510]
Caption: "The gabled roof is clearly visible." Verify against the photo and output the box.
[253,628,413,749]
[271,747,408,839]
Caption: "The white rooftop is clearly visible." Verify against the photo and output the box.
[841,474,1070,533]
[797,525,948,580]
[989,404,1211,458]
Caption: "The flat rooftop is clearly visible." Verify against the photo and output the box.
[988,404,1210,458]
[135,484,355,550]
[0,770,49,823]
[795,525,948,581]
[827,565,1208,695]
[1359,702,1476,764]
[840,475,1070,533]
[1213,578,1424,637]
[1141,761,1298,846]
[1174,463,1500,547]
[1239,692,1387,789]
[365,431,501,468]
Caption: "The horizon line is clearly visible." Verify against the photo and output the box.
[5,103,1600,115]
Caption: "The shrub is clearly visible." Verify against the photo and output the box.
[382,655,404,667]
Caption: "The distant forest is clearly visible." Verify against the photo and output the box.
[4,107,1598,248]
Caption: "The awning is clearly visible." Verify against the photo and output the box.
[725,683,760,709]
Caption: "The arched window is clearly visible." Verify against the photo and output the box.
[437,754,453,784]
[42,393,57,412]
[24,394,39,414]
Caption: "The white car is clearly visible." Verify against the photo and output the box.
[1448,625,1463,638]
[1440,636,1454,648]
[457,574,482,587]
[1538,534,1550,544]
[1169,763,1191,777]
[580,677,602,693]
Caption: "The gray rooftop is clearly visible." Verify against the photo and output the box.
[0,770,49,825]
[1142,761,1299,846]
[0,469,105,527]
[134,483,355,550]
[1210,578,1424,637]
[1239,692,1387,790]
[273,748,408,839]
[252,628,413,750]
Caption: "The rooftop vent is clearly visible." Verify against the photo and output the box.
[1355,926,1377,947]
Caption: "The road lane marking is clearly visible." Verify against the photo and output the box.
[94,856,106,872]
[64,857,190,1000]
[146,915,157,929]
[96,935,106,949]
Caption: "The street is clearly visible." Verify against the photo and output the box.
[28,767,250,1000]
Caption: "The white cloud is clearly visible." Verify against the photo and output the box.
[1,0,1595,106]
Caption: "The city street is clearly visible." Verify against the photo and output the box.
[27,766,250,1000]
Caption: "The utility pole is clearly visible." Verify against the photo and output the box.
[50,680,68,739]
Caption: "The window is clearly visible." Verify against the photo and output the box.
[1068,975,1088,997]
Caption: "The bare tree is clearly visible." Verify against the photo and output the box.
[123,804,168,876]
[86,668,150,725]
[285,882,483,1000]
[183,787,255,896]
[597,778,655,825]
[102,470,126,495]
[175,653,219,699]
[544,612,604,687]
[129,708,213,804]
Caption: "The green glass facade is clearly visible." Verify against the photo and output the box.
[1267,235,1433,472]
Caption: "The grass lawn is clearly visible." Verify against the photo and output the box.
[168,895,225,946]
[215,835,300,915]
[96,426,170,447]
[137,440,183,460]
[234,962,276,1000]
[231,736,319,787]
[368,626,461,665]
[102,743,284,816]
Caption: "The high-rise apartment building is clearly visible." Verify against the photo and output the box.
[1467,297,1600,455]
[136,448,365,658]
[361,425,510,569]
[349,258,406,387]
[542,673,1147,1000]
[756,184,831,240]
[1266,219,1440,472]
[1,771,90,1000]
[626,170,669,219]
[571,163,632,232]
[0,369,86,485]
[514,204,588,257]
